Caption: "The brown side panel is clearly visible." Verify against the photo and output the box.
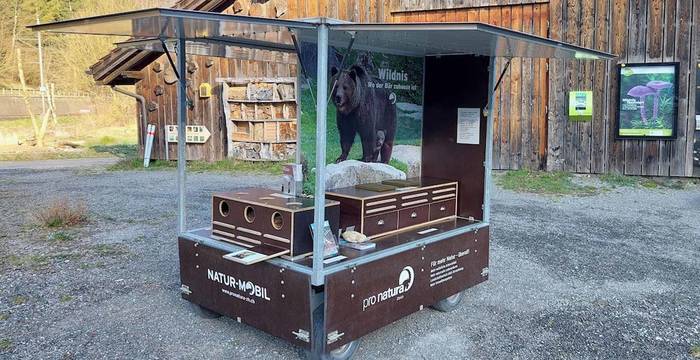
[326,194,363,232]
[324,227,490,350]
[292,204,340,257]
[421,55,490,220]
[178,238,312,349]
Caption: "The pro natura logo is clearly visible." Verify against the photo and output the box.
[362,266,414,311]
[207,269,270,301]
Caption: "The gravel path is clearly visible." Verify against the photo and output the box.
[0,167,698,359]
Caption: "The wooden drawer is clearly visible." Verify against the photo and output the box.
[398,205,430,228]
[364,196,398,215]
[363,211,398,237]
[429,184,458,202]
[398,190,430,208]
[429,199,457,221]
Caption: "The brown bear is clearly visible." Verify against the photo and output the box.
[331,61,396,164]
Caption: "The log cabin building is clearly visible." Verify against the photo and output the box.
[90,0,699,177]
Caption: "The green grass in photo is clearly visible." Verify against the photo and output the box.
[498,170,597,196]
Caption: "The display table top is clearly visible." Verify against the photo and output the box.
[325,176,457,200]
[213,187,339,212]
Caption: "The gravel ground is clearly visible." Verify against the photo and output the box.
[0,166,699,359]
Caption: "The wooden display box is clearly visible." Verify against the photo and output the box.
[211,188,340,259]
[325,177,458,239]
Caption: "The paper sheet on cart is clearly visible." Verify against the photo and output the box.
[457,108,480,144]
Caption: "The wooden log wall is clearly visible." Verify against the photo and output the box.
[547,0,698,177]
[286,0,697,176]
[131,0,698,175]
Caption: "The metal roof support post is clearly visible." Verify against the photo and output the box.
[311,23,329,286]
[176,20,187,234]
[483,56,497,224]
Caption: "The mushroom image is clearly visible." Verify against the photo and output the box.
[626,85,656,123]
[646,80,673,120]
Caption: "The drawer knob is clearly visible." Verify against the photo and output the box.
[377,219,385,226]
[440,206,446,211]
[410,212,418,218]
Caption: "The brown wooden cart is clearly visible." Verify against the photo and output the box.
[30,10,614,359]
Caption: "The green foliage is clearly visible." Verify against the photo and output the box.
[11,295,27,305]
[92,243,129,257]
[49,231,74,242]
[641,179,659,188]
[497,170,597,196]
[0,338,12,351]
[90,144,138,158]
[4,253,82,270]
[0,0,167,90]
[690,344,700,359]
[0,313,8,321]
[599,173,638,187]
[59,294,73,303]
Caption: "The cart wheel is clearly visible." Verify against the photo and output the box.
[431,291,464,312]
[326,341,359,360]
[188,302,221,319]
[304,340,360,360]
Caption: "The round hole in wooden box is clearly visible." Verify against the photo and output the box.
[244,206,256,223]
[219,201,230,217]
[271,212,284,230]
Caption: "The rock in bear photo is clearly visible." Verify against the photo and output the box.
[330,53,397,163]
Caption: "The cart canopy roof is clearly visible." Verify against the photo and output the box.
[29,8,614,60]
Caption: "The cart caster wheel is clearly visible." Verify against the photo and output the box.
[431,291,464,312]
[188,303,221,319]
[304,340,360,360]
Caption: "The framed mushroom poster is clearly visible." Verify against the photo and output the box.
[616,62,679,139]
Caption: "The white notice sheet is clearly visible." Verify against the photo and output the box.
[457,108,481,144]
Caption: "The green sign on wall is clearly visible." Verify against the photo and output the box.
[569,91,593,122]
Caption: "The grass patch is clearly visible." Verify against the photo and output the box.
[108,157,285,175]
[0,114,137,161]
[49,231,74,243]
[0,313,8,321]
[690,345,700,358]
[59,294,74,303]
[11,295,27,305]
[4,253,83,271]
[498,170,597,196]
[599,173,638,187]
[90,144,138,158]
[92,244,130,257]
[641,179,659,188]
[0,338,12,351]
[35,198,88,228]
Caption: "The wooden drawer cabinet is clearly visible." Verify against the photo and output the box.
[212,188,339,258]
[326,177,458,239]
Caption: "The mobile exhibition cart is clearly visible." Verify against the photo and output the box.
[31,10,613,360]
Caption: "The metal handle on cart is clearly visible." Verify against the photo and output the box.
[410,212,417,218]
[377,219,385,226]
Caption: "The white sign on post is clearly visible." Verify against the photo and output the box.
[165,125,211,143]
[456,108,481,144]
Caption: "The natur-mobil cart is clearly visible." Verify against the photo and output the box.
[30,10,614,360]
